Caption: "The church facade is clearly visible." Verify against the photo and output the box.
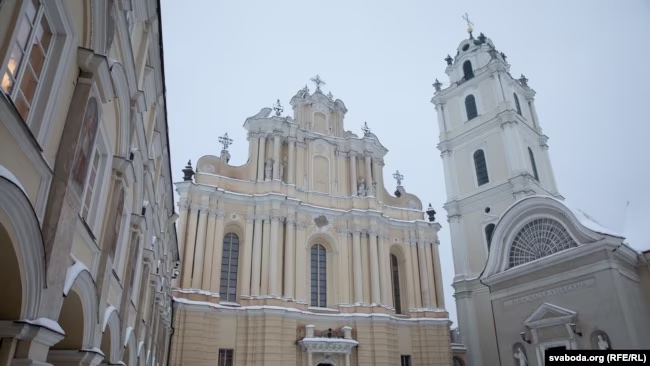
[433,27,650,366]
[170,80,453,365]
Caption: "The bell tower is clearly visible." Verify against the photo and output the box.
[432,20,562,366]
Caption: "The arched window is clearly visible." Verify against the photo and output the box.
[463,60,474,80]
[453,357,464,366]
[528,147,539,181]
[390,254,402,314]
[465,95,478,121]
[473,150,489,186]
[485,224,495,251]
[219,233,239,301]
[310,244,327,307]
[513,93,522,115]
[509,218,577,268]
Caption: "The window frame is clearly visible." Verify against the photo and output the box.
[528,147,539,181]
[485,223,496,251]
[80,123,111,235]
[390,253,403,314]
[310,244,327,307]
[465,94,478,121]
[513,93,522,115]
[462,60,474,80]
[217,348,234,366]
[220,233,240,302]
[473,149,489,186]
[400,355,412,366]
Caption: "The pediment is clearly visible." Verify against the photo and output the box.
[524,302,576,327]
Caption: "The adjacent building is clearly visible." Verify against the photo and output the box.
[433,26,650,365]
[0,0,178,365]
[170,79,453,366]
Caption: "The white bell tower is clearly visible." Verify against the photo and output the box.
[431,22,562,366]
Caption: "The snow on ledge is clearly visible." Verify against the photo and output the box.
[63,259,90,296]
[124,326,134,347]
[560,198,625,238]
[80,347,105,356]
[103,306,117,331]
[21,318,65,335]
[301,337,359,344]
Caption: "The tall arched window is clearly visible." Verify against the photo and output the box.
[310,244,327,307]
[485,224,495,251]
[390,254,402,314]
[528,147,539,181]
[463,60,474,80]
[465,95,478,121]
[473,150,489,186]
[219,233,239,302]
[513,93,522,115]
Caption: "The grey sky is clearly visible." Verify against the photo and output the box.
[161,0,650,327]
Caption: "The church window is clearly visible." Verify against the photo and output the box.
[465,95,478,120]
[528,147,539,181]
[401,355,412,366]
[390,254,402,314]
[508,218,577,268]
[463,60,474,80]
[218,349,234,366]
[473,149,489,186]
[310,244,327,307]
[485,224,495,251]
[220,233,240,302]
[514,93,522,115]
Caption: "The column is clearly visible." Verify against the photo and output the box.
[283,213,296,299]
[440,150,456,199]
[269,214,281,296]
[295,221,307,303]
[368,230,381,305]
[435,103,447,133]
[337,229,350,304]
[272,133,281,180]
[176,200,189,259]
[352,229,363,304]
[378,234,389,306]
[181,206,199,288]
[425,243,438,308]
[257,134,266,181]
[417,243,431,308]
[241,215,255,297]
[502,122,525,173]
[261,217,271,294]
[201,208,217,290]
[287,137,296,185]
[404,241,416,311]
[364,152,373,192]
[209,210,225,294]
[191,207,209,289]
[410,241,422,308]
[372,159,384,198]
[250,216,263,296]
[433,243,445,308]
[349,153,357,196]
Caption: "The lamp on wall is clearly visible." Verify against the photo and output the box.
[520,331,531,344]
[570,323,583,337]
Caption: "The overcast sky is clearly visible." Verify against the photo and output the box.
[161,0,650,327]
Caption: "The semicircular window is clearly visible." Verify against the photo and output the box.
[508,218,577,268]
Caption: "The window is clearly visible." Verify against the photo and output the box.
[465,95,478,120]
[217,349,233,366]
[1,0,52,124]
[390,254,402,314]
[453,357,464,366]
[462,60,474,80]
[473,149,489,186]
[401,355,412,366]
[528,147,539,181]
[485,224,495,251]
[310,244,326,307]
[508,218,577,268]
[513,93,522,115]
[219,233,239,302]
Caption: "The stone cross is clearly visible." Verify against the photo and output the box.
[462,12,474,34]
[393,170,404,186]
[361,122,371,136]
[273,99,283,116]
[310,75,326,92]
[218,132,233,151]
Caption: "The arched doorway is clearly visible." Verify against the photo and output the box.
[0,224,22,320]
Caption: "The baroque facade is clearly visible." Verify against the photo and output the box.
[433,26,650,366]
[170,80,453,366]
[0,0,178,365]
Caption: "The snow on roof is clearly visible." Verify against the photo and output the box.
[552,197,625,238]
[63,259,90,296]
[22,318,65,335]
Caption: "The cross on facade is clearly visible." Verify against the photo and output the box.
[361,122,371,136]
[310,75,326,92]
[219,132,233,151]
[462,12,474,33]
[273,99,283,116]
[393,170,404,186]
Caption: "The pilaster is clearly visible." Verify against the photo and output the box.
[283,212,296,299]
[209,209,226,295]
[351,228,363,304]
[241,213,255,297]
[368,229,381,305]
[250,215,263,296]
[349,153,357,196]
[181,205,199,288]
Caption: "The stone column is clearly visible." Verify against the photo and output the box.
[433,242,445,308]
[364,152,373,193]
[352,229,363,304]
[175,200,189,259]
[337,228,350,304]
[349,152,357,196]
[261,217,271,294]
[283,213,296,299]
[435,103,447,134]
[440,149,456,199]
[372,159,384,198]
[417,243,431,308]
[257,134,266,181]
[191,207,209,289]
[273,132,281,180]
[424,243,437,307]
[410,240,422,308]
[501,121,525,173]
[295,221,307,303]
[378,234,389,306]
[181,205,199,288]
[269,214,282,296]
[209,210,226,295]
[250,216,263,296]
[368,230,381,305]
[201,206,217,290]
[241,215,255,297]
[288,137,296,185]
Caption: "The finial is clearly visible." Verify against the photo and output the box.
[445,54,453,66]
[393,170,404,186]
[426,203,437,222]
[478,32,486,44]
[310,75,326,92]
[518,74,529,87]
[273,99,283,116]
[433,79,442,92]
[500,52,508,62]
[182,160,195,182]
[361,122,371,136]
[462,13,474,38]
[218,133,233,151]
[327,91,334,101]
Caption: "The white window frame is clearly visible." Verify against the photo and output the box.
[537,339,572,365]
[80,124,111,235]
[0,0,75,145]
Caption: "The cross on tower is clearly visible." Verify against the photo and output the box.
[218,132,233,151]
[393,170,404,186]
[310,75,326,92]
[361,122,371,136]
[462,12,474,36]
